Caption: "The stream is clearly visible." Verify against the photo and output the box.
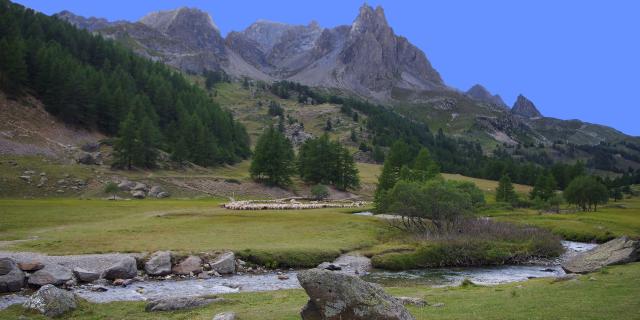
[0,241,596,309]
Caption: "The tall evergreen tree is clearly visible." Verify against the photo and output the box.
[0,37,27,96]
[113,111,141,169]
[250,126,295,187]
[374,140,413,212]
[496,174,518,204]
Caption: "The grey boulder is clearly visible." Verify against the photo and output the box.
[172,255,203,275]
[298,268,415,320]
[132,190,146,199]
[562,236,640,274]
[0,258,25,292]
[73,267,100,283]
[210,252,235,274]
[145,296,224,312]
[145,251,172,276]
[102,256,138,280]
[28,264,73,287]
[23,284,77,317]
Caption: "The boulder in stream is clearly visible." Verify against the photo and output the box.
[102,256,138,280]
[23,284,77,317]
[0,258,25,293]
[213,311,236,320]
[298,268,415,320]
[73,267,100,283]
[28,264,73,287]
[562,236,640,274]
[172,255,203,275]
[210,252,235,274]
[145,251,173,276]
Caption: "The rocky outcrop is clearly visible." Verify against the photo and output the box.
[23,284,77,318]
[145,251,172,276]
[511,94,542,118]
[298,268,415,320]
[102,257,138,280]
[0,258,25,293]
[28,264,73,287]
[172,256,203,275]
[466,84,507,108]
[562,237,640,274]
[145,296,224,312]
[210,252,235,274]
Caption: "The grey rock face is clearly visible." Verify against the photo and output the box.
[102,257,138,280]
[297,268,415,320]
[0,258,25,293]
[145,296,224,312]
[132,190,146,199]
[511,94,543,118]
[73,267,100,283]
[28,264,73,287]
[466,84,507,108]
[172,256,203,275]
[210,252,235,274]
[23,284,77,317]
[145,251,172,276]
[562,237,640,274]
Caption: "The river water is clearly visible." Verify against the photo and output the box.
[0,241,596,309]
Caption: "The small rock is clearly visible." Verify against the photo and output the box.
[24,170,35,175]
[73,267,100,283]
[157,191,170,198]
[396,296,427,307]
[117,180,135,191]
[17,261,44,272]
[19,175,31,182]
[132,190,146,199]
[198,272,211,280]
[89,286,108,292]
[431,302,445,308]
[277,274,290,280]
[145,297,225,312]
[23,284,77,317]
[77,152,97,165]
[210,252,235,274]
[132,182,148,192]
[172,256,203,275]
[112,278,135,287]
[213,311,236,320]
[28,264,73,287]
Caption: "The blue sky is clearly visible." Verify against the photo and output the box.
[15,0,640,136]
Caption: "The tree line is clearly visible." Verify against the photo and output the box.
[0,0,250,168]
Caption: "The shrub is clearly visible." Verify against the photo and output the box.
[310,184,329,200]
[104,182,119,199]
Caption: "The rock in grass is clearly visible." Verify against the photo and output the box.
[210,252,235,274]
[145,296,225,312]
[396,296,427,307]
[213,311,236,320]
[172,256,203,275]
[102,257,138,280]
[562,237,640,274]
[28,264,73,287]
[145,251,173,276]
[298,268,415,320]
[73,268,100,283]
[0,258,25,293]
[23,284,77,317]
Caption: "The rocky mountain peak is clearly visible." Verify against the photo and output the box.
[352,4,389,34]
[54,10,125,32]
[140,7,219,34]
[466,84,507,107]
[511,94,543,118]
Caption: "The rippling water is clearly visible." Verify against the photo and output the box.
[0,241,597,309]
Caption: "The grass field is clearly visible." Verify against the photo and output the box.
[485,197,640,242]
[2,262,638,319]
[0,199,388,266]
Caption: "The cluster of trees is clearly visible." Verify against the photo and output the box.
[563,176,609,211]
[203,69,230,90]
[374,141,485,232]
[0,1,250,168]
[250,130,359,191]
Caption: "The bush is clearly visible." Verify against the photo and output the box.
[310,184,329,200]
[237,248,341,268]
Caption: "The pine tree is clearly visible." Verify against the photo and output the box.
[113,111,141,169]
[250,126,295,187]
[137,115,161,168]
[496,174,518,204]
[413,148,440,181]
[530,171,557,201]
[0,37,28,97]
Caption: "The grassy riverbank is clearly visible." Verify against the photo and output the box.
[2,262,639,319]
[0,199,388,267]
